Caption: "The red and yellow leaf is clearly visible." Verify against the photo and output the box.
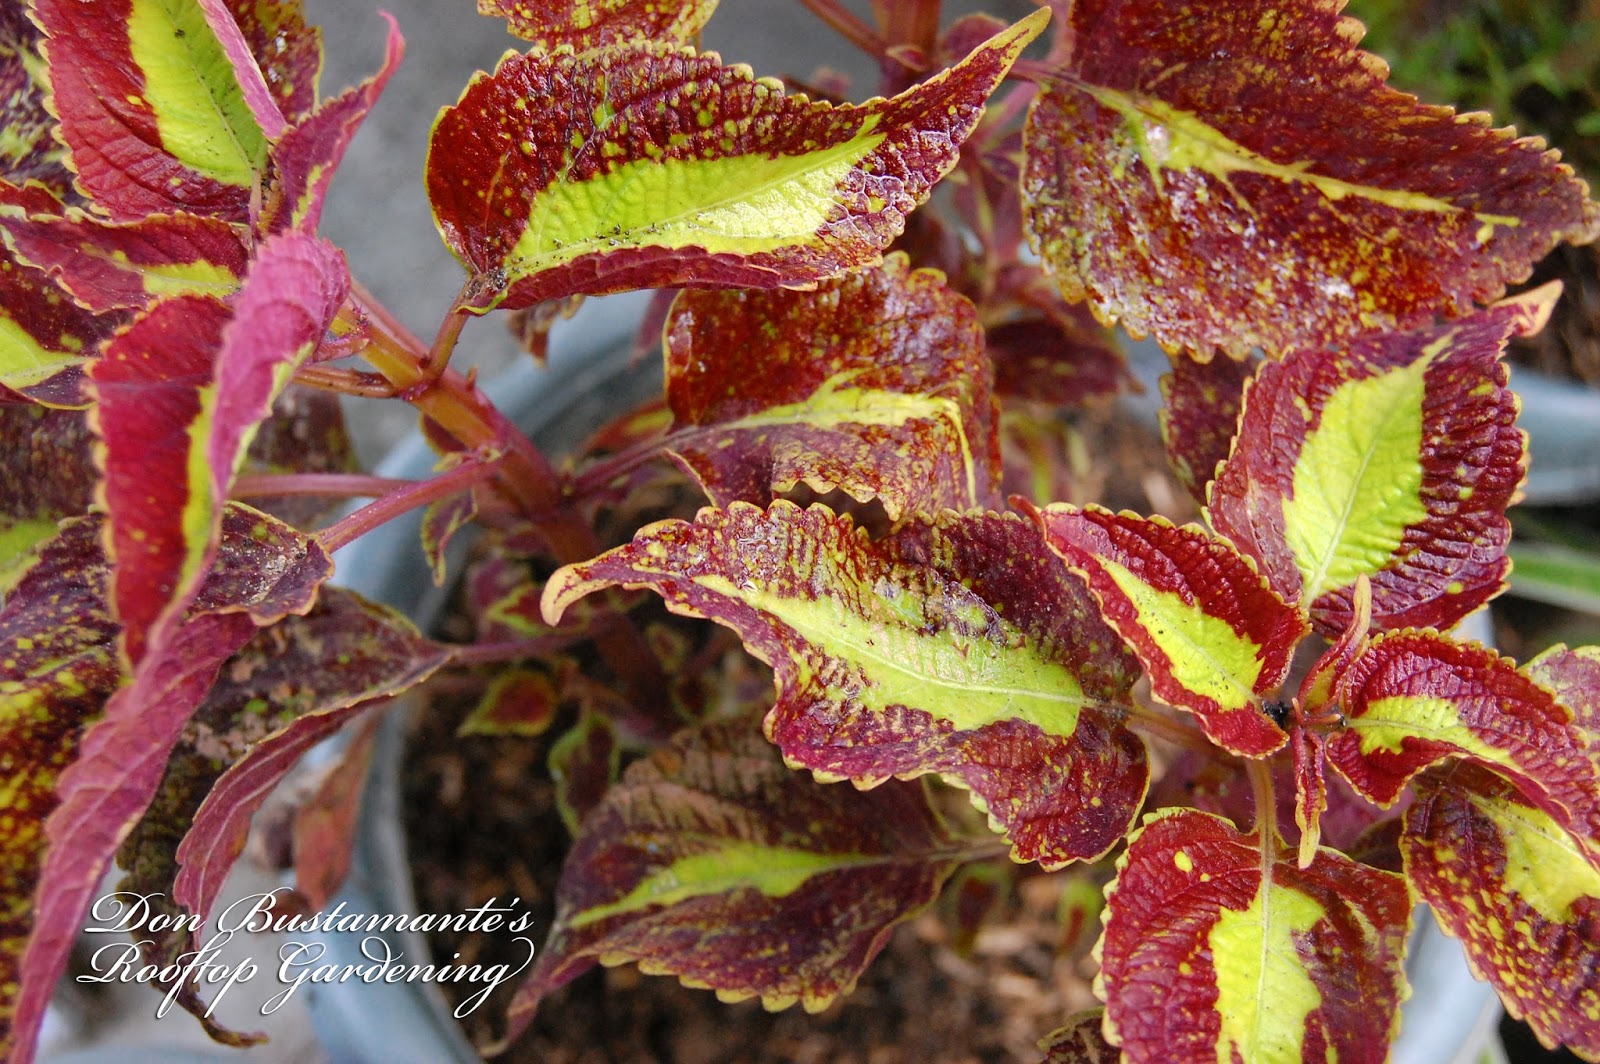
[426,10,1047,312]
[1,506,332,1064]
[260,15,401,234]
[1030,505,1305,758]
[32,0,271,221]
[480,0,718,50]
[89,232,348,663]
[212,0,322,127]
[0,405,93,578]
[0,211,248,313]
[0,243,113,408]
[89,295,228,661]
[0,521,120,1054]
[1326,631,1600,858]
[1209,305,1528,636]
[167,589,444,926]
[548,708,619,836]
[663,255,999,519]
[0,9,70,197]
[457,668,558,739]
[504,722,964,1039]
[1022,0,1600,358]
[544,503,1147,869]
[1159,350,1253,507]
[1403,766,1600,1058]
[1098,809,1412,1064]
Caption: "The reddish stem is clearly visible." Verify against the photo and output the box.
[797,0,888,56]
[233,473,413,499]
[317,454,501,554]
[337,284,672,714]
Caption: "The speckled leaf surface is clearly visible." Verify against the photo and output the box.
[426,11,1046,312]
[31,0,269,221]
[0,9,70,196]
[481,0,718,49]
[260,16,401,234]
[1039,1010,1117,1064]
[215,0,321,126]
[0,241,113,408]
[1031,505,1304,758]
[170,591,441,923]
[238,385,356,527]
[986,312,1126,407]
[0,211,248,313]
[103,589,442,1035]
[1160,351,1253,507]
[1524,644,1600,750]
[505,722,963,1038]
[1404,766,1600,1057]
[0,520,121,1056]
[1022,0,1600,358]
[544,503,1147,869]
[1326,631,1600,858]
[1,507,332,1064]
[1209,307,1526,636]
[0,404,92,572]
[663,256,998,518]
[1099,809,1411,1064]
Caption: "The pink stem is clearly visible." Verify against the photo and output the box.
[317,455,501,554]
[233,473,413,499]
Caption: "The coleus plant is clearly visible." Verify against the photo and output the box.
[0,0,1598,1063]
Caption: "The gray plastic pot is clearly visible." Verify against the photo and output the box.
[309,297,1503,1064]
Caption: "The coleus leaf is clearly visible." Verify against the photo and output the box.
[0,211,249,313]
[544,502,1148,869]
[171,590,444,926]
[89,232,348,663]
[1159,350,1253,507]
[238,384,357,527]
[259,15,401,234]
[1030,506,1305,758]
[0,404,93,561]
[1325,630,1600,859]
[458,668,558,738]
[0,242,114,408]
[986,311,1127,407]
[1403,766,1600,1058]
[1098,809,1412,1064]
[31,0,270,221]
[291,709,382,912]
[425,10,1048,312]
[1021,0,1600,358]
[421,489,478,587]
[1208,303,1530,636]
[0,520,121,1056]
[548,708,619,837]
[1039,1010,1116,1064]
[663,254,999,518]
[480,0,719,50]
[504,722,965,1038]
[2,506,332,1064]
[0,8,70,196]
[214,0,322,127]
[118,586,442,963]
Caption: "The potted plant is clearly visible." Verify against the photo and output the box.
[2,1,1599,1062]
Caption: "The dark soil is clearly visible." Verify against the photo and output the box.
[402,680,1101,1064]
